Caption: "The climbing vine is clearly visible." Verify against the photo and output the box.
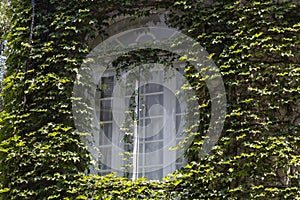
[0,0,299,199]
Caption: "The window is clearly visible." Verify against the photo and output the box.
[73,9,226,181]
[95,63,187,180]
[70,10,198,180]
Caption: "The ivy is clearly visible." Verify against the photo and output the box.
[0,0,299,199]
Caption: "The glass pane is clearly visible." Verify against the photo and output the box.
[145,168,163,180]
[145,129,163,141]
[138,143,144,154]
[144,94,163,116]
[145,151,163,166]
[145,141,163,153]
[144,118,164,141]
[101,76,114,98]
[142,83,163,94]
[100,100,112,121]
[137,142,164,166]
[100,123,112,145]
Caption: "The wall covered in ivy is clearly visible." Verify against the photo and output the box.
[0,0,299,199]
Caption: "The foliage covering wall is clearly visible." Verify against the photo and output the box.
[0,0,299,199]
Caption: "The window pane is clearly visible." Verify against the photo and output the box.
[145,168,163,180]
[142,83,163,94]
[100,123,112,145]
[145,141,163,153]
[144,94,163,116]
[144,118,164,141]
[145,150,163,166]
[145,129,163,141]
[101,76,114,98]
[100,100,112,121]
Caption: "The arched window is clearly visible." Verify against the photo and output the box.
[87,11,190,180]
[73,8,225,180]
